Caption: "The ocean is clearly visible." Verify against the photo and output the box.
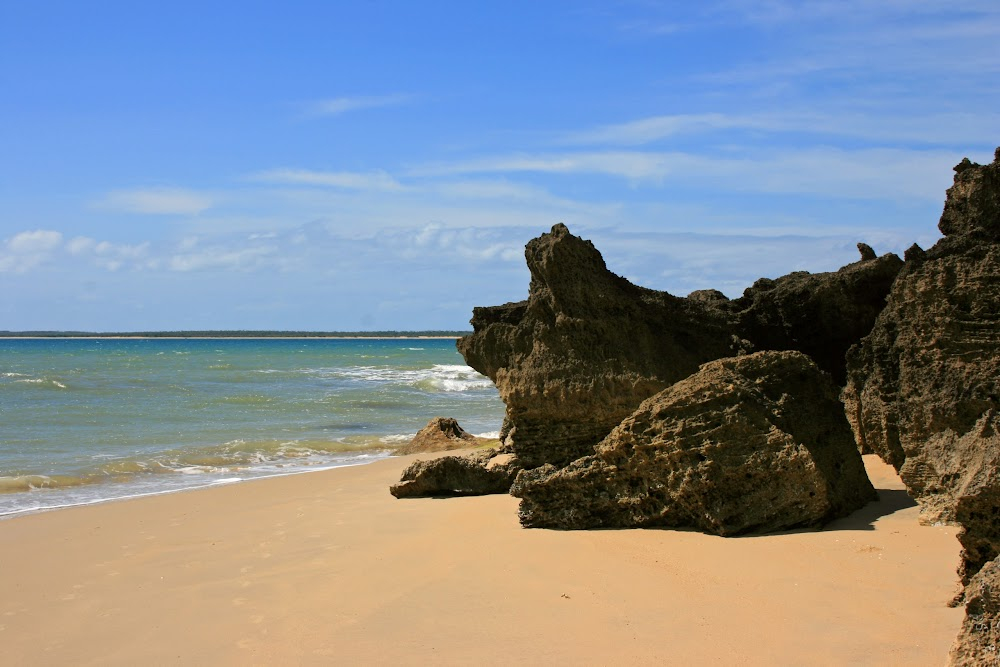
[0,337,505,517]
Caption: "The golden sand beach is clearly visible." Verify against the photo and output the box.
[0,452,962,665]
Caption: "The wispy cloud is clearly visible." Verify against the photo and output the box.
[66,237,150,271]
[303,94,413,117]
[412,151,684,182]
[411,147,961,201]
[167,244,278,272]
[566,111,1000,147]
[98,187,213,215]
[565,113,781,145]
[253,168,406,192]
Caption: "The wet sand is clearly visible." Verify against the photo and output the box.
[0,454,963,665]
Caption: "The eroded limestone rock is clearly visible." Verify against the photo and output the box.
[843,148,1000,583]
[457,223,740,469]
[396,417,478,455]
[457,224,899,471]
[511,351,876,534]
[731,249,903,385]
[950,556,1000,666]
[389,448,521,498]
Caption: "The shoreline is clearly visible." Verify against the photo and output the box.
[0,453,392,520]
[0,451,963,665]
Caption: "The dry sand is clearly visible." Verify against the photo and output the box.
[0,453,962,666]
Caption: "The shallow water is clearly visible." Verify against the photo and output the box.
[0,338,504,516]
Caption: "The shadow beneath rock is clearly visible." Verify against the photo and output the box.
[820,488,918,532]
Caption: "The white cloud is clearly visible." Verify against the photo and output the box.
[168,245,277,272]
[413,151,683,182]
[99,187,213,215]
[565,111,1000,147]
[253,168,405,192]
[8,229,63,253]
[304,94,412,117]
[66,236,96,255]
[0,230,63,273]
[412,147,961,201]
[64,236,149,271]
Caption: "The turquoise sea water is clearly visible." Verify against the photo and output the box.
[0,338,505,516]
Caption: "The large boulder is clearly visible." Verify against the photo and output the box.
[396,417,478,455]
[457,224,899,471]
[843,148,1000,583]
[389,448,521,498]
[949,556,1000,666]
[511,351,876,534]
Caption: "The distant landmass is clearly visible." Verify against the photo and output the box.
[0,330,472,338]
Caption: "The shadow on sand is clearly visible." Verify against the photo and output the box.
[820,487,918,532]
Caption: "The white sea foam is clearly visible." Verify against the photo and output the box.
[15,377,67,388]
[379,434,415,444]
[314,363,493,392]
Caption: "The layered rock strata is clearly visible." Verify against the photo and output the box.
[843,149,1000,584]
[389,448,521,498]
[511,351,876,533]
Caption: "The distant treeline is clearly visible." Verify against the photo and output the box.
[0,330,472,338]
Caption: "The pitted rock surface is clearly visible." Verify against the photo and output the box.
[511,351,876,534]
[949,556,1000,666]
[843,148,1000,583]
[389,448,521,498]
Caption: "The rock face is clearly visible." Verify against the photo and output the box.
[950,556,1000,666]
[389,448,521,498]
[457,224,741,469]
[731,248,903,385]
[511,351,876,534]
[843,148,1000,583]
[396,417,478,455]
[457,224,900,470]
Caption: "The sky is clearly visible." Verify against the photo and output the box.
[1,1,998,331]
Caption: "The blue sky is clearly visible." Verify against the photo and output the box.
[1,1,997,331]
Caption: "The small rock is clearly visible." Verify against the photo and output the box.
[396,417,478,455]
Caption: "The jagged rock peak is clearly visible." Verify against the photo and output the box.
[939,148,1000,240]
[458,225,739,469]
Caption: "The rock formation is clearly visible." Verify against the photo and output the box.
[396,417,478,455]
[950,555,1000,666]
[730,248,903,385]
[457,224,900,470]
[511,351,876,533]
[843,148,1000,584]
[457,224,741,469]
[389,448,521,498]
